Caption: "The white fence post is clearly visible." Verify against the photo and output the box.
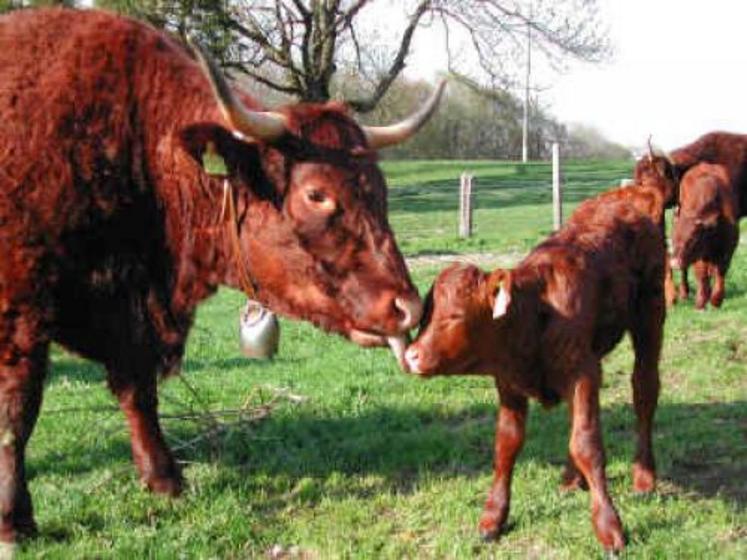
[459,172,474,238]
[552,143,562,231]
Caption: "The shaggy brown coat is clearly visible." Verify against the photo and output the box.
[0,8,424,541]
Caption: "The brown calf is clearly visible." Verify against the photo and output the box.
[404,195,665,552]
[672,163,739,309]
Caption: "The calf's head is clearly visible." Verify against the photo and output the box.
[405,264,511,376]
[181,44,445,352]
[634,146,679,207]
[671,171,725,269]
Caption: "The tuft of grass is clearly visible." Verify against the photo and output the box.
[17,159,747,558]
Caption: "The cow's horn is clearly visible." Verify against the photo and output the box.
[363,80,447,149]
[189,38,287,141]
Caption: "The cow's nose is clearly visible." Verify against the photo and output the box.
[394,296,422,331]
[404,346,421,374]
[670,256,682,270]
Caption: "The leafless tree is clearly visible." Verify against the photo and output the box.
[98,1,609,112]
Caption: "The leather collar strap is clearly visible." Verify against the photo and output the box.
[223,179,258,300]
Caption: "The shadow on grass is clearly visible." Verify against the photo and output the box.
[29,398,747,510]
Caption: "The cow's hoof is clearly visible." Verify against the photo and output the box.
[710,295,724,308]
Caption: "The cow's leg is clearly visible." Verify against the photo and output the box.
[478,387,527,541]
[569,366,625,552]
[0,320,48,542]
[108,370,183,496]
[678,266,690,300]
[629,280,663,494]
[710,263,727,308]
[693,260,711,310]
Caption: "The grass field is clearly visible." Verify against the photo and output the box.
[20,160,746,558]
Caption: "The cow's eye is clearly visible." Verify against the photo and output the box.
[307,189,326,203]
[304,188,337,216]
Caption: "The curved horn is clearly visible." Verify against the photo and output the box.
[188,38,287,141]
[647,135,655,161]
[363,80,447,149]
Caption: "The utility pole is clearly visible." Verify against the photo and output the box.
[522,7,531,163]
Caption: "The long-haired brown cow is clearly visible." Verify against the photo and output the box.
[404,192,666,553]
[672,163,739,309]
[0,8,444,542]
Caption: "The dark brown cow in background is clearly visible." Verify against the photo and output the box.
[404,189,666,553]
[0,8,444,542]
[634,130,747,215]
[672,163,739,309]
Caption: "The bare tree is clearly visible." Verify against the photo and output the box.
[99,1,610,112]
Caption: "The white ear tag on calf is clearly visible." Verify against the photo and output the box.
[493,285,510,319]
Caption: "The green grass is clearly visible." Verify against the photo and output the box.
[19,160,747,558]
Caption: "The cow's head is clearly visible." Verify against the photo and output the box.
[180,44,445,356]
[405,264,504,376]
[634,142,680,207]
[671,168,725,269]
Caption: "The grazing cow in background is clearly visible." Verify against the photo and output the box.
[672,163,739,309]
[0,8,443,542]
[635,130,747,214]
[404,193,666,553]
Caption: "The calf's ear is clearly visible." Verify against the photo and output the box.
[487,269,513,319]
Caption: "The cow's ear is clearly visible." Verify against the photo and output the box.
[487,269,512,319]
[178,123,255,178]
[697,212,719,228]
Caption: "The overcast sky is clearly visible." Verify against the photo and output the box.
[406,0,747,151]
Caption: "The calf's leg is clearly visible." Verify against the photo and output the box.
[710,263,727,308]
[559,404,588,492]
[677,266,690,301]
[663,256,677,307]
[0,321,47,542]
[693,260,711,310]
[108,369,183,496]
[629,282,663,493]
[478,388,527,541]
[569,367,625,552]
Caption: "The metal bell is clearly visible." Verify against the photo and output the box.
[239,300,279,359]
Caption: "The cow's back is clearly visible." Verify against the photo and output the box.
[0,8,216,366]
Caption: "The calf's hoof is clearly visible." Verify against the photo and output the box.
[710,294,724,308]
[478,510,508,542]
[559,471,588,493]
[632,465,656,494]
[593,507,626,553]
[142,462,184,497]
[144,473,184,497]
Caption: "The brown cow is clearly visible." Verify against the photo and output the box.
[671,163,739,309]
[634,130,747,214]
[0,8,443,541]
[404,193,665,552]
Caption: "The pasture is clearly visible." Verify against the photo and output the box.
[23,160,746,558]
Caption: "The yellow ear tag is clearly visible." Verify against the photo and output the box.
[202,141,228,176]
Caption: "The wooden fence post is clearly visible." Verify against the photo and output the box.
[552,143,562,231]
[459,172,474,238]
